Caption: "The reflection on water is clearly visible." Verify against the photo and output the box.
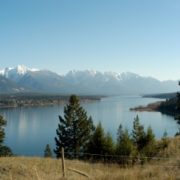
[0,96,179,156]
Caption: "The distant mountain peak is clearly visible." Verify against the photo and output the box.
[120,72,140,80]
[16,65,28,74]
[0,65,39,81]
[67,69,99,76]
[15,65,39,74]
[0,65,39,76]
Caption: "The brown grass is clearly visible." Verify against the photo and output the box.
[0,136,180,180]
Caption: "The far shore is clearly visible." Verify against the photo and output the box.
[0,94,103,109]
[130,101,164,112]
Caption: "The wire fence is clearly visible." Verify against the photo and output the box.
[1,150,179,180]
[60,151,180,168]
[59,150,180,179]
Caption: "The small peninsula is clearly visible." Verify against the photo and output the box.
[130,93,179,122]
[130,101,163,112]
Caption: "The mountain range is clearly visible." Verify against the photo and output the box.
[0,65,179,95]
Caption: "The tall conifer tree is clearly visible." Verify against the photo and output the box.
[116,124,134,156]
[0,115,12,156]
[86,122,106,160]
[142,126,156,157]
[104,132,115,155]
[176,81,180,123]
[0,115,6,145]
[116,124,135,164]
[54,95,94,158]
[132,115,146,152]
[44,144,52,158]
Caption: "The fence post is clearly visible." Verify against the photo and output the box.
[61,147,66,178]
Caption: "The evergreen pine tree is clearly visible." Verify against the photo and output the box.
[104,132,115,155]
[160,130,169,149]
[116,125,134,156]
[0,115,12,157]
[142,126,156,157]
[54,95,94,158]
[132,117,156,162]
[116,124,135,164]
[175,82,180,135]
[145,126,155,144]
[0,115,6,145]
[87,122,106,156]
[0,146,13,157]
[176,81,180,126]
[44,144,52,158]
[87,123,115,161]
[132,115,146,152]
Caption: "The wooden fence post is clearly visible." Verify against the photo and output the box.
[61,147,66,178]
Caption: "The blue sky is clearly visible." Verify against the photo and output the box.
[0,0,180,80]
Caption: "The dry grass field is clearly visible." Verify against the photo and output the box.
[0,137,180,180]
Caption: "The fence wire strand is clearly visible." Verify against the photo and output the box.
[60,151,180,168]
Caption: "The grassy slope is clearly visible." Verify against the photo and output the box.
[0,137,180,180]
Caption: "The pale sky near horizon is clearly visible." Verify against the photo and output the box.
[0,0,180,80]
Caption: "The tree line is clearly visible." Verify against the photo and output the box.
[53,95,170,164]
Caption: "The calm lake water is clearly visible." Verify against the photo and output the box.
[0,96,179,156]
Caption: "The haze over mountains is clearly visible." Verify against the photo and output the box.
[0,65,179,95]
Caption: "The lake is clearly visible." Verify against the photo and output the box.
[0,96,179,156]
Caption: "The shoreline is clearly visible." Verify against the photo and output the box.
[130,101,164,112]
[0,94,103,109]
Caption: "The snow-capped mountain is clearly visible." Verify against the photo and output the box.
[0,65,39,81]
[63,70,179,95]
[0,65,69,92]
[0,76,26,93]
[0,65,179,95]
